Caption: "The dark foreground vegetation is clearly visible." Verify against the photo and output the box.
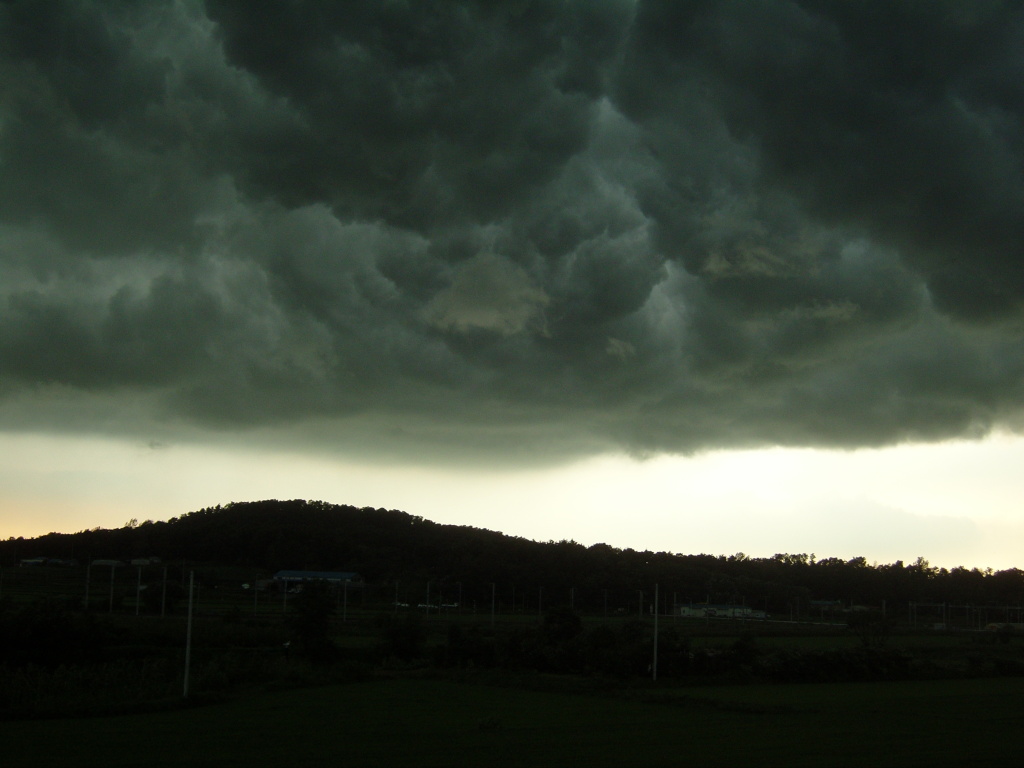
[2,499,1023,765]
[4,676,1023,767]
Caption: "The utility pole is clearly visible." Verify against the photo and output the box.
[108,564,116,613]
[183,571,194,698]
[653,583,659,682]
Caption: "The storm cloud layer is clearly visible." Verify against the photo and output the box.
[2,0,1023,460]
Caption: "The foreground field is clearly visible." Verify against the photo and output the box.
[3,675,1022,767]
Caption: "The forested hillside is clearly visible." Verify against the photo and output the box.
[2,499,1022,613]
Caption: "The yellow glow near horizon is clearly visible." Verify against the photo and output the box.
[1,430,1022,570]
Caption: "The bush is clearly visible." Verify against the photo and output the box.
[758,647,912,683]
[0,600,110,666]
[286,581,338,662]
[376,613,425,661]
[438,623,496,668]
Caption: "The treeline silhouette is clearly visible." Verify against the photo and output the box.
[3,499,1022,613]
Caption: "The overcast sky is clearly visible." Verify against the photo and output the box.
[2,1,1023,569]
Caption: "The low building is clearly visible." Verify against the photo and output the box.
[272,570,362,589]
[677,603,766,619]
[678,603,708,618]
[18,557,79,567]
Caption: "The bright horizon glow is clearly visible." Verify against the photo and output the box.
[2,430,1021,571]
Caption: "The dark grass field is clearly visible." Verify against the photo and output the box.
[3,674,1022,767]
[4,566,1024,765]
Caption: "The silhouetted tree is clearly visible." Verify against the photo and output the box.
[543,606,583,644]
[287,580,337,662]
[376,612,425,662]
[847,609,892,648]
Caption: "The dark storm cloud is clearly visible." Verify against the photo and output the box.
[1,0,1023,459]
[618,0,1024,320]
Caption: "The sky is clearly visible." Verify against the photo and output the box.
[1,1,1023,570]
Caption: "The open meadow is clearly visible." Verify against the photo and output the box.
[2,674,1023,767]
[4,560,1024,766]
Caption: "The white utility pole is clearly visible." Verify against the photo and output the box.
[652,583,659,682]
[183,571,195,698]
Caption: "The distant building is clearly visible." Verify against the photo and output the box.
[677,603,766,619]
[677,603,706,618]
[272,570,362,588]
[19,557,79,567]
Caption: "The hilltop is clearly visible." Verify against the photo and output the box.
[3,499,1021,613]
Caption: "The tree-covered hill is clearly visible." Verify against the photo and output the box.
[2,499,1022,613]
